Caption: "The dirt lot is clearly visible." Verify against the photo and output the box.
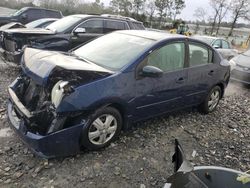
[0,61,249,188]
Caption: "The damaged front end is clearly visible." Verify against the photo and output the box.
[8,75,86,158]
[7,48,112,158]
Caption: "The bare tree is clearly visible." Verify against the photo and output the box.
[228,0,250,36]
[155,0,170,26]
[170,0,185,21]
[110,0,132,16]
[146,0,156,27]
[209,0,227,35]
[193,7,207,22]
[132,0,145,15]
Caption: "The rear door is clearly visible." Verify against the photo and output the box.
[70,18,104,49]
[134,41,188,119]
[185,41,217,105]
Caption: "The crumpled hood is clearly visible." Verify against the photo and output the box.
[234,54,250,68]
[22,47,113,85]
[0,22,25,31]
[4,27,55,35]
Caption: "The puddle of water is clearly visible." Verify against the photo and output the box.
[0,127,13,138]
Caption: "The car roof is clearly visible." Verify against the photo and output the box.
[115,30,186,41]
[71,14,142,23]
[23,7,61,13]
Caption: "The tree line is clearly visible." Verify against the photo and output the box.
[0,0,250,36]
[0,0,185,28]
[194,0,250,37]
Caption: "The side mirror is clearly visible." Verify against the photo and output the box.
[21,13,27,20]
[141,65,163,78]
[213,45,220,49]
[73,28,86,35]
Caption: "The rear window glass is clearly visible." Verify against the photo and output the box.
[131,22,145,30]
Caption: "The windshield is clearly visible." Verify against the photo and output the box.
[25,19,47,28]
[74,33,155,70]
[12,8,27,16]
[46,16,82,33]
[193,36,215,45]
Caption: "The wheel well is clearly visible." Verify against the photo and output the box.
[216,83,225,98]
[106,103,128,130]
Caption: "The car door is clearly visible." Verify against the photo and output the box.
[185,41,216,105]
[134,41,188,120]
[70,19,104,49]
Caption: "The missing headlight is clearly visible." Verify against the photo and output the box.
[51,81,74,108]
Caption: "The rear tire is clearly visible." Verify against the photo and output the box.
[81,107,122,150]
[198,86,222,114]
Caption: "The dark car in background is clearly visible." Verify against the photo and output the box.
[193,35,238,60]
[229,49,250,85]
[7,30,230,158]
[0,7,62,26]
[0,14,145,63]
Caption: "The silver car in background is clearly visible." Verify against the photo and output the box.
[193,35,238,60]
[229,49,250,86]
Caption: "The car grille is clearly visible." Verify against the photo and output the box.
[4,39,17,52]
[231,69,250,83]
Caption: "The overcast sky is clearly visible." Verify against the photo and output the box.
[91,0,234,22]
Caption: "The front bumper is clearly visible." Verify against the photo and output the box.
[7,78,85,158]
[231,68,250,85]
[0,47,22,63]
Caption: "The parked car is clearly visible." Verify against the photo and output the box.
[229,49,250,85]
[165,139,250,188]
[193,35,238,60]
[0,14,145,63]
[0,7,62,26]
[7,30,230,158]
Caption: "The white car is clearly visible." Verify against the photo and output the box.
[193,35,238,60]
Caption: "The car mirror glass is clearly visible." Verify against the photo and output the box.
[74,28,86,34]
[141,65,163,78]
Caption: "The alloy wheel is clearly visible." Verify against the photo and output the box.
[88,114,118,145]
[208,90,220,111]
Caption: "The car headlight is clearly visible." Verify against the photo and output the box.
[51,81,71,108]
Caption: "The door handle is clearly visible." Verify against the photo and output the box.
[208,70,214,76]
[176,77,185,84]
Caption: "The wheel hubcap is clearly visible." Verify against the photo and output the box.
[88,114,117,145]
[208,90,220,111]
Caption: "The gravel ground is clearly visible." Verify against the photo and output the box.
[0,61,249,188]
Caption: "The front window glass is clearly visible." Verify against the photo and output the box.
[12,8,27,16]
[74,33,155,70]
[212,40,221,48]
[77,19,103,34]
[46,16,82,33]
[146,43,185,72]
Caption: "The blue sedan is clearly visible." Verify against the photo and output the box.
[7,30,230,158]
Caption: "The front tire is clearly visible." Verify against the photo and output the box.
[81,107,122,150]
[198,86,222,114]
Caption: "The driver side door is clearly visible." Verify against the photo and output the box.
[134,41,188,120]
[70,19,104,49]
